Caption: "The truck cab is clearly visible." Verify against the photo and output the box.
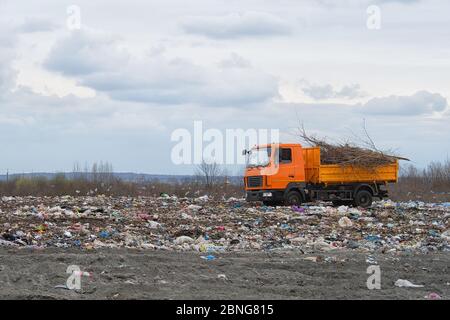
[245,143,306,206]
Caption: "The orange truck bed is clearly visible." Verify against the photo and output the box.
[302,147,398,184]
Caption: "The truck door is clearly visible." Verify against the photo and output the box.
[271,147,295,188]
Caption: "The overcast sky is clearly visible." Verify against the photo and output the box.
[0,0,449,174]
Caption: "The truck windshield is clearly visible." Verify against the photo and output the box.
[246,147,271,167]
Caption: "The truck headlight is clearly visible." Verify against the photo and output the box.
[263,192,272,197]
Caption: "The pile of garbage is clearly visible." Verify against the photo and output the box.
[1,195,449,253]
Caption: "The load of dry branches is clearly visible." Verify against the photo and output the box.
[298,124,409,167]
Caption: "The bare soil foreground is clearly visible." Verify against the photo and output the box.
[0,248,448,300]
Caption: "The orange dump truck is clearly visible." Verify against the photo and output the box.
[244,143,399,208]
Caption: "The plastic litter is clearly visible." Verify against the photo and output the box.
[425,292,442,300]
[99,230,110,238]
[147,221,161,229]
[0,196,448,253]
[338,217,353,228]
[292,205,305,213]
[217,274,228,280]
[337,205,349,213]
[394,279,424,288]
[187,204,202,211]
[366,256,377,265]
[174,236,194,245]
[303,256,319,262]
[64,231,72,238]
[201,255,216,261]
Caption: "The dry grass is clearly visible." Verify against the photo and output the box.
[0,174,244,199]
[389,160,450,202]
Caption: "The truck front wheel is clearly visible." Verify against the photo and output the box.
[353,190,372,208]
[285,190,302,205]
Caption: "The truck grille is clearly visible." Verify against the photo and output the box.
[247,176,263,188]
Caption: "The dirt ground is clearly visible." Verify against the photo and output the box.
[0,248,448,300]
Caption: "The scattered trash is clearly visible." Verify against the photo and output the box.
[54,284,70,290]
[425,292,441,300]
[98,230,110,239]
[365,256,377,265]
[187,204,202,211]
[199,243,224,253]
[0,239,19,247]
[441,230,450,241]
[147,221,161,229]
[337,206,349,214]
[292,205,305,213]
[64,231,72,238]
[365,235,382,242]
[201,255,216,261]
[217,274,228,281]
[428,230,440,237]
[280,223,290,230]
[181,212,192,220]
[174,236,194,245]
[303,256,319,263]
[0,196,449,253]
[196,195,209,202]
[338,217,353,228]
[394,279,424,288]
[137,213,151,220]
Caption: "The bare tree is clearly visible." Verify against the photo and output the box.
[72,162,83,180]
[195,161,222,188]
[98,161,114,182]
[91,162,98,182]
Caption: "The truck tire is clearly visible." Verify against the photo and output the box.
[353,190,372,208]
[285,190,302,205]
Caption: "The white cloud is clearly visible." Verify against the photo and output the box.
[15,17,58,33]
[181,11,291,39]
[0,27,17,93]
[301,81,366,100]
[375,0,421,4]
[44,30,279,106]
[360,91,448,116]
[218,53,252,69]
[44,30,129,76]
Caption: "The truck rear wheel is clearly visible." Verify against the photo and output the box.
[353,190,372,208]
[285,190,302,205]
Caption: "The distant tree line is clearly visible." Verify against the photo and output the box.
[0,159,449,202]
